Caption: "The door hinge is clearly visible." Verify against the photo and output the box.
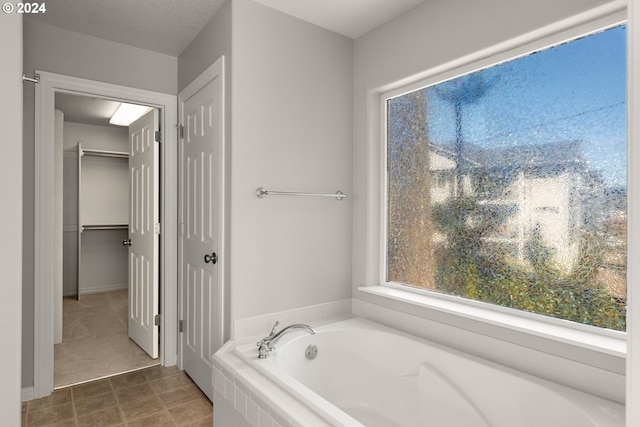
[177,124,184,139]
[179,319,184,333]
[154,314,161,326]
[154,223,161,234]
[155,130,162,143]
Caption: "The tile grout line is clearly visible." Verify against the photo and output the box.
[57,290,157,389]
[25,365,212,426]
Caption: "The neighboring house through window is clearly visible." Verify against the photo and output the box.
[385,24,627,331]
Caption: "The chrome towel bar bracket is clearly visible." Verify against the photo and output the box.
[256,187,347,201]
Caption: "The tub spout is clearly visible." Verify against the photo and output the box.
[257,322,316,359]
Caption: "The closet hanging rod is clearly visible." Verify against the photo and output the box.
[82,224,129,231]
[256,187,347,201]
[81,148,128,159]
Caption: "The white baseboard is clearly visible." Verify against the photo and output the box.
[22,386,35,402]
[77,284,128,296]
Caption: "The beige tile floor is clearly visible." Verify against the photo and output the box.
[55,291,159,388]
[22,365,213,426]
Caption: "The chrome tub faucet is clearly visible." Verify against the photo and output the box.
[256,321,316,359]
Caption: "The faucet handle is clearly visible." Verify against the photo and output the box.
[256,321,280,349]
[256,321,280,356]
[269,321,279,336]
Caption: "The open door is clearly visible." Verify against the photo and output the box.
[127,109,159,359]
[179,58,225,400]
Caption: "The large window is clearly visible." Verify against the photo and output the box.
[386,25,627,331]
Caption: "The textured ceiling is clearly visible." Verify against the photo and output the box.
[26,0,226,56]
[253,0,424,39]
[26,0,425,57]
[40,1,427,126]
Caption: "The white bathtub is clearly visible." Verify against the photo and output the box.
[224,317,624,426]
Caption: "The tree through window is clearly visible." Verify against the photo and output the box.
[386,24,627,331]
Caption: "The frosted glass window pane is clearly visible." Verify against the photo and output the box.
[386,25,627,331]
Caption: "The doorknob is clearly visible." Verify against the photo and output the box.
[123,239,132,247]
[204,252,217,264]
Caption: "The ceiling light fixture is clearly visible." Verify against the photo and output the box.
[109,103,153,126]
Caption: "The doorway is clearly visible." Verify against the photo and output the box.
[33,71,178,399]
[53,93,160,388]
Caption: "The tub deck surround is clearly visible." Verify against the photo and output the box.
[214,317,625,427]
[232,299,352,340]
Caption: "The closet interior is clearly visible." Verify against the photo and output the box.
[77,143,129,298]
[55,93,158,388]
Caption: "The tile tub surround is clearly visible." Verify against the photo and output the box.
[22,365,212,426]
[213,343,333,427]
[217,300,354,426]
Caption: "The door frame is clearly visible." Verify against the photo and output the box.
[177,57,226,370]
[33,70,178,398]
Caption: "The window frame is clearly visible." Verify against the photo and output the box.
[371,11,628,356]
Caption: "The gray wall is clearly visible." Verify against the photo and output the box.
[178,0,354,331]
[1,13,23,424]
[178,0,231,93]
[229,0,353,322]
[22,19,177,388]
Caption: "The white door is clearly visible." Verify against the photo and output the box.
[179,59,225,400]
[128,109,160,359]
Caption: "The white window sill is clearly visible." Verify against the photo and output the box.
[358,285,626,358]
